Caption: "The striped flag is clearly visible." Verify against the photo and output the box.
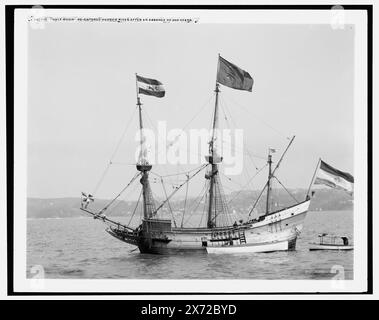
[136,75,165,98]
[314,160,354,195]
[217,56,253,92]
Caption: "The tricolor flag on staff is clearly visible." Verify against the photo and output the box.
[312,160,354,195]
[217,55,254,92]
[136,74,165,98]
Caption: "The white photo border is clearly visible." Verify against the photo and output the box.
[9,5,372,295]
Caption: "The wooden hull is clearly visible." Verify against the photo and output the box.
[108,200,310,255]
[309,244,354,251]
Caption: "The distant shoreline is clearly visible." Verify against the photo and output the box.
[26,209,354,219]
[26,189,353,219]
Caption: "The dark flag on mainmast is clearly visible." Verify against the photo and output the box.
[136,75,165,98]
[217,55,253,92]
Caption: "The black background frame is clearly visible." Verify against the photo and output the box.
[5,4,373,296]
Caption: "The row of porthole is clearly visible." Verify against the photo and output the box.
[211,231,237,239]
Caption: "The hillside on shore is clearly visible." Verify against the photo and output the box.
[27,188,353,219]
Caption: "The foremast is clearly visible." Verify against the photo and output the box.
[135,77,156,220]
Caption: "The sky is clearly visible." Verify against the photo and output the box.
[27,19,354,200]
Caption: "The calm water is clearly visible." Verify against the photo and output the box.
[27,210,353,279]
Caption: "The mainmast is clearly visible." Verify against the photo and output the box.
[206,55,253,227]
[135,75,156,219]
[205,54,255,229]
[206,82,223,228]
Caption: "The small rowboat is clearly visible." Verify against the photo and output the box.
[309,233,353,251]
[206,239,292,254]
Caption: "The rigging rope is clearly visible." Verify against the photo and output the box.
[220,97,268,163]
[222,93,292,141]
[247,136,296,218]
[151,165,207,178]
[146,93,214,161]
[106,180,140,216]
[143,110,207,184]
[92,165,112,197]
[97,172,141,214]
[183,180,208,227]
[196,182,209,228]
[210,175,232,227]
[160,177,177,227]
[91,107,137,196]
[248,180,269,218]
[142,110,171,179]
[180,174,190,228]
[151,164,208,216]
[219,97,266,218]
[110,107,137,160]
[127,189,143,228]
[226,164,268,206]
[273,176,299,204]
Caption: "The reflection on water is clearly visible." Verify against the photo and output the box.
[27,210,353,279]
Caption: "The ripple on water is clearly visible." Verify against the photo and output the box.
[58,268,86,277]
[27,211,354,279]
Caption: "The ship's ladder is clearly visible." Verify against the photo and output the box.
[239,230,246,244]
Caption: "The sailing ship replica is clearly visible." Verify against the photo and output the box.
[80,55,312,254]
